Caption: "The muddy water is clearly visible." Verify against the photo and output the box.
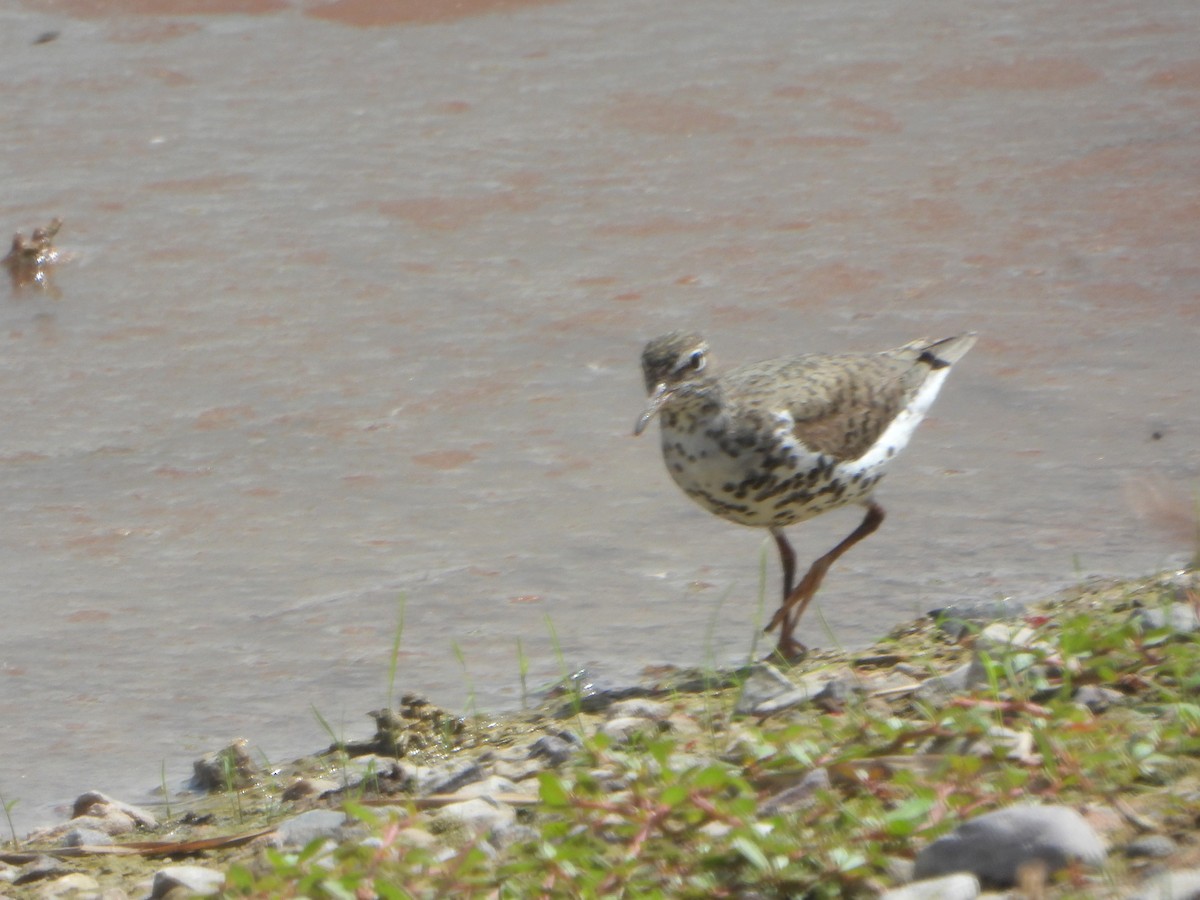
[0,0,1196,830]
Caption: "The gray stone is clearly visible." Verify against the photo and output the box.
[1132,604,1200,635]
[930,598,1024,639]
[36,872,101,898]
[528,732,581,765]
[60,827,113,848]
[760,767,830,816]
[1073,684,1123,713]
[1125,834,1177,859]
[149,865,224,898]
[607,697,671,721]
[750,686,813,715]
[1129,869,1200,900]
[447,774,522,801]
[190,739,258,791]
[71,791,158,830]
[915,657,989,700]
[281,776,340,801]
[880,872,980,900]
[12,856,67,886]
[913,804,1106,886]
[270,809,354,849]
[403,759,484,795]
[733,663,796,714]
[600,715,665,743]
[432,796,516,836]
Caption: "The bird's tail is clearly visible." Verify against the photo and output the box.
[906,332,978,370]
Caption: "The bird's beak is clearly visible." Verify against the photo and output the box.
[634,383,672,436]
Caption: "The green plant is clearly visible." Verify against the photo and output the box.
[386,593,407,710]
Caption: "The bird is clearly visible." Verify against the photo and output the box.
[634,330,977,659]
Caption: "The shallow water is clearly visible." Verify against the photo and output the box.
[0,0,1196,831]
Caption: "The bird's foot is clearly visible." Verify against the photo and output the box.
[768,637,808,664]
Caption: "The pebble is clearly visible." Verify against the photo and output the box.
[270,809,357,849]
[401,758,484,795]
[759,767,830,816]
[913,803,1106,886]
[915,656,989,700]
[880,872,980,900]
[929,598,1024,639]
[1073,684,1123,713]
[1129,868,1200,900]
[732,663,796,714]
[1125,833,1177,859]
[1132,603,1200,635]
[432,796,516,839]
[606,698,671,721]
[528,731,582,765]
[281,776,340,801]
[190,739,258,792]
[599,715,666,743]
[36,872,101,898]
[149,865,225,898]
[60,827,114,848]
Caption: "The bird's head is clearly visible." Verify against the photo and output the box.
[634,331,710,436]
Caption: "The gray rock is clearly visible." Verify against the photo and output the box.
[432,796,516,837]
[150,865,224,898]
[600,715,666,743]
[402,759,484,795]
[814,677,860,711]
[750,686,814,715]
[447,774,522,801]
[71,791,158,830]
[553,669,653,714]
[607,697,671,721]
[1125,834,1177,859]
[36,872,101,898]
[880,872,980,900]
[281,776,340,801]
[1129,869,1200,900]
[733,663,799,714]
[930,598,1024,639]
[60,827,114,848]
[270,809,355,849]
[914,804,1106,886]
[915,657,989,700]
[12,856,68,886]
[760,767,830,816]
[1132,604,1200,636]
[528,732,581,765]
[1073,684,1123,713]
[190,739,258,791]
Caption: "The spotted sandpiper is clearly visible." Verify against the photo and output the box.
[634,330,977,658]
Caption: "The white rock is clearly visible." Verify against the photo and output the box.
[914,804,1105,886]
[1129,869,1200,900]
[433,796,516,836]
[150,865,224,898]
[880,872,980,900]
[599,715,663,742]
[607,698,671,721]
[270,809,353,848]
[446,775,521,800]
[732,663,796,714]
[37,872,100,898]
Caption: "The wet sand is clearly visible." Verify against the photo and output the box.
[0,0,1196,831]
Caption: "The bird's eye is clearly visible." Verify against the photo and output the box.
[688,351,706,372]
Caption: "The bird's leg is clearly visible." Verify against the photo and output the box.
[767,501,886,658]
[770,526,797,601]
